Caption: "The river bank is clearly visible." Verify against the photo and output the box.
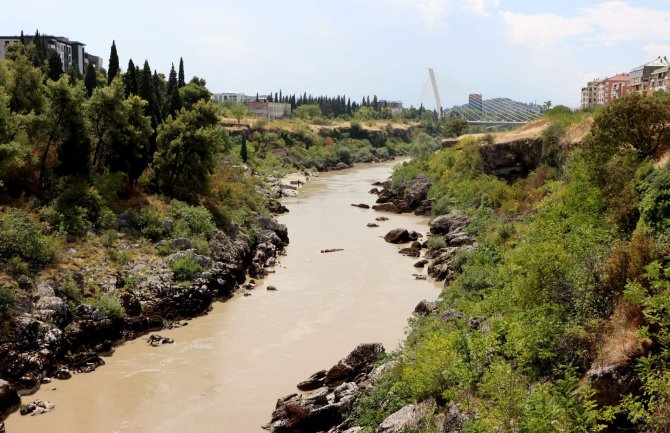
[5,160,441,433]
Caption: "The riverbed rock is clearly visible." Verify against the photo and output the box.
[0,380,20,420]
[413,300,437,317]
[20,399,55,416]
[372,203,400,213]
[147,334,174,347]
[375,400,434,433]
[398,247,420,257]
[297,369,327,391]
[375,217,389,222]
[335,162,350,170]
[266,382,359,433]
[383,229,411,244]
[351,203,370,209]
[414,259,428,268]
[404,175,431,209]
[323,343,385,388]
[429,212,470,235]
[367,223,379,228]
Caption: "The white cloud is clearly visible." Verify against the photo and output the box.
[644,43,670,59]
[501,1,670,48]
[462,0,500,16]
[501,11,592,47]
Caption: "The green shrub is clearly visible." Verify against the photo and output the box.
[91,292,125,319]
[55,278,82,302]
[192,237,212,256]
[168,200,216,238]
[55,183,106,236]
[110,250,133,265]
[0,207,59,264]
[426,236,447,249]
[8,256,29,276]
[102,229,117,247]
[122,274,145,290]
[170,255,203,281]
[98,208,117,230]
[0,285,17,321]
[638,165,670,233]
[156,241,172,256]
[93,171,126,206]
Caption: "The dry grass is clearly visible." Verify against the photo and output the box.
[592,300,651,369]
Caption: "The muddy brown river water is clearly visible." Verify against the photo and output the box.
[7,161,440,433]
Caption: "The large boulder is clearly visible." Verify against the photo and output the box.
[257,215,289,245]
[383,229,411,244]
[404,175,431,209]
[0,380,19,421]
[323,343,385,388]
[266,383,359,433]
[34,297,70,328]
[429,212,469,235]
[375,400,434,433]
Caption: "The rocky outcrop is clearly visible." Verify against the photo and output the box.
[586,360,640,406]
[428,212,469,236]
[0,380,20,420]
[383,229,419,244]
[266,344,385,433]
[370,175,433,216]
[375,400,434,433]
[479,138,544,180]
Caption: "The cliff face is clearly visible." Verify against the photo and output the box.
[479,138,544,180]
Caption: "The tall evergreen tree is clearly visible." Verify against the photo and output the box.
[84,64,98,97]
[177,57,185,88]
[32,30,47,67]
[165,63,179,116]
[107,40,120,85]
[123,59,138,96]
[46,50,64,81]
[19,31,25,44]
[138,61,160,158]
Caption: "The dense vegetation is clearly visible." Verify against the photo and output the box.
[0,34,432,327]
[353,95,670,432]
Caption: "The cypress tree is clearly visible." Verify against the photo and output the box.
[20,30,25,44]
[32,30,47,66]
[138,60,160,157]
[178,57,185,88]
[107,40,120,84]
[240,135,248,163]
[166,64,181,117]
[123,59,138,96]
[47,50,64,81]
[372,95,378,111]
[84,64,98,96]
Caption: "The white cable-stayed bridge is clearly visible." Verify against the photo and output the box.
[417,68,544,126]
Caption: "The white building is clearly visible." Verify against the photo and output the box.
[212,92,246,104]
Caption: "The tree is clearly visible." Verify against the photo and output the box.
[179,77,211,110]
[178,57,185,88]
[107,40,120,85]
[3,51,46,114]
[84,64,98,97]
[123,59,138,96]
[0,87,33,190]
[40,76,88,187]
[444,118,468,137]
[32,30,47,67]
[588,93,670,159]
[240,135,248,163]
[46,50,63,81]
[292,103,322,120]
[138,60,160,129]
[86,78,152,182]
[154,100,223,200]
[231,103,248,125]
[165,63,181,117]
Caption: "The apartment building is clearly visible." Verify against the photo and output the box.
[246,101,291,119]
[0,33,101,75]
[629,56,670,93]
[212,92,246,104]
[581,73,631,109]
[379,100,404,116]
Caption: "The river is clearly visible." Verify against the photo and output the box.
[6,161,440,433]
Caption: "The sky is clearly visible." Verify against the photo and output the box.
[3,0,670,108]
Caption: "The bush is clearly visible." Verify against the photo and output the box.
[55,278,82,302]
[122,274,145,290]
[156,241,172,256]
[8,256,29,276]
[55,184,107,236]
[168,200,216,238]
[0,285,17,321]
[426,236,447,249]
[0,207,59,264]
[91,293,125,319]
[171,255,203,281]
[102,229,117,247]
[110,250,132,265]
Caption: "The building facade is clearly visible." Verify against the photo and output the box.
[581,73,631,109]
[246,101,291,119]
[212,92,246,104]
[0,33,101,75]
[629,56,670,94]
[379,100,403,116]
[468,93,483,113]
